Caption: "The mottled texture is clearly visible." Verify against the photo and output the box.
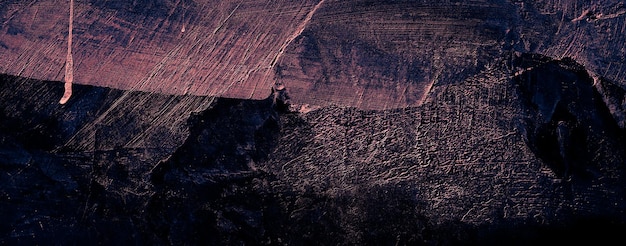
[1,54,625,244]
[1,0,626,245]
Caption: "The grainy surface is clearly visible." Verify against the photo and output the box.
[1,55,625,244]
[1,0,626,245]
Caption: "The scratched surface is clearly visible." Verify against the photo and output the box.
[1,0,625,110]
[0,0,320,100]
[1,0,626,244]
[1,55,626,244]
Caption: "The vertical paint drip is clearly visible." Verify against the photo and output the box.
[181,1,186,33]
[60,0,73,104]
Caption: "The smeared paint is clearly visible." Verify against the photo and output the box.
[60,0,73,104]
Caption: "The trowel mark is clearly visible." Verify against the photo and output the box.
[60,0,73,104]
[261,0,325,98]
[271,0,325,68]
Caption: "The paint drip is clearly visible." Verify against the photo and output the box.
[60,0,73,104]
